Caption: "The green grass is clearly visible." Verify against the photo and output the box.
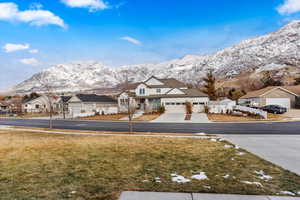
[0,130,299,200]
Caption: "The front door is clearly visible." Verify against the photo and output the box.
[140,99,145,110]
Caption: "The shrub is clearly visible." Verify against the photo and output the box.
[185,102,193,114]
[158,105,165,114]
[204,105,210,114]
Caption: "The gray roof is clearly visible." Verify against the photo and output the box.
[75,94,117,103]
[129,76,187,89]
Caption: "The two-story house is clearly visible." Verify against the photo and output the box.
[118,76,209,113]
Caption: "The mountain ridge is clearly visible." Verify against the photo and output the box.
[14,20,300,94]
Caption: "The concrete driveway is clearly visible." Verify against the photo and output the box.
[151,113,210,123]
[220,134,300,175]
[151,113,186,123]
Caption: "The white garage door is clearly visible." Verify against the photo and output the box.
[164,103,186,113]
[266,98,290,109]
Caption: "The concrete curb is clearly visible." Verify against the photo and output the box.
[119,191,300,200]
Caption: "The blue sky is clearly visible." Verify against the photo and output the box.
[1,0,300,89]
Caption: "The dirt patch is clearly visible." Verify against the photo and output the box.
[133,113,161,121]
[76,114,127,121]
[207,114,259,122]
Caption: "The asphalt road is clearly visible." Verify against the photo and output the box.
[1,118,300,134]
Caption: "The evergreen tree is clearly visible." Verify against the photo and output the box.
[261,71,283,87]
[227,88,246,102]
[294,77,300,85]
[202,70,218,100]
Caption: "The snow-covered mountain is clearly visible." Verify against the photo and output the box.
[14,20,300,93]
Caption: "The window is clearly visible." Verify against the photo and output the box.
[176,103,181,105]
[193,102,199,105]
[166,102,170,105]
[35,104,39,109]
[156,88,161,93]
[199,102,205,105]
[139,88,145,95]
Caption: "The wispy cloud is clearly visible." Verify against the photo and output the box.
[0,2,66,28]
[29,49,39,54]
[120,36,141,45]
[61,0,108,12]
[20,58,40,66]
[3,43,30,52]
[277,0,300,15]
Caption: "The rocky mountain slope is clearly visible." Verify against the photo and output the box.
[14,20,300,93]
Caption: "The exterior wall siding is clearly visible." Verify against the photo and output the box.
[261,89,296,108]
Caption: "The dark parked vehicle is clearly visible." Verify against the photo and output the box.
[261,105,287,114]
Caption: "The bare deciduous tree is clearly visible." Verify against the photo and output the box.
[35,76,55,129]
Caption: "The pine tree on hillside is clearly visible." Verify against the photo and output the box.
[202,69,218,100]
[294,77,300,85]
[227,88,246,103]
[261,71,283,87]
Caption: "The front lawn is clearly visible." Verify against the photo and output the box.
[0,130,299,200]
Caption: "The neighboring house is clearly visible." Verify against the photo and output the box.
[58,96,72,113]
[118,76,209,113]
[0,102,8,111]
[0,96,22,114]
[239,86,300,109]
[22,95,60,113]
[68,94,118,117]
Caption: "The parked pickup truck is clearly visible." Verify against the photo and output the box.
[261,105,287,114]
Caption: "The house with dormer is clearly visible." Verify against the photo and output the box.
[118,76,209,113]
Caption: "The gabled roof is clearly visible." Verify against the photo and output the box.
[130,76,187,90]
[61,96,72,103]
[75,94,117,103]
[282,86,300,96]
[241,86,299,99]
[180,88,208,97]
[158,78,187,88]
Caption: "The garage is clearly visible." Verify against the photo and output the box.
[67,94,118,117]
[266,98,291,109]
[164,102,186,113]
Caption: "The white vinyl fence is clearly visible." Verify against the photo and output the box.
[234,105,268,119]
[208,99,236,114]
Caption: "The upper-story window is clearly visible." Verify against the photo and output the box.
[139,88,145,95]
[156,88,161,93]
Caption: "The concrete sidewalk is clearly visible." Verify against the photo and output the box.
[119,191,300,200]
[219,134,300,175]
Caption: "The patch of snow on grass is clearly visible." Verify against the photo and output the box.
[155,177,161,183]
[203,185,211,189]
[240,181,262,187]
[255,170,272,180]
[280,191,295,196]
[171,173,191,183]
[223,174,230,179]
[237,152,246,156]
[224,144,233,148]
[191,172,208,180]
[195,132,206,135]
[210,138,217,142]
